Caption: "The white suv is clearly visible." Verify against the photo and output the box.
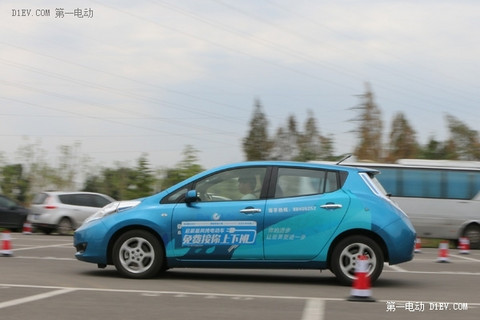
[29,191,115,235]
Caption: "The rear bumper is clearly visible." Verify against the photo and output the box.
[381,218,416,264]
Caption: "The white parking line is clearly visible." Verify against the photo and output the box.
[0,288,76,309]
[386,264,407,272]
[0,283,344,302]
[13,256,76,261]
[301,298,325,320]
[384,270,480,275]
[12,244,72,252]
[450,254,480,262]
[1,283,479,315]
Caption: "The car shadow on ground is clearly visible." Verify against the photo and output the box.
[81,268,417,289]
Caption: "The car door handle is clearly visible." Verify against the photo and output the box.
[240,208,262,214]
[320,203,343,209]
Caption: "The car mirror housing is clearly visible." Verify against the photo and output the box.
[185,190,200,204]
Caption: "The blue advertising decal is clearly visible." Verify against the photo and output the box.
[181,221,257,246]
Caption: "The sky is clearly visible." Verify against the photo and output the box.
[1,0,479,172]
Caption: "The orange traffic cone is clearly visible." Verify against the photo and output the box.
[436,241,450,263]
[22,221,32,235]
[414,237,422,253]
[1,230,13,257]
[347,255,375,302]
[458,237,470,254]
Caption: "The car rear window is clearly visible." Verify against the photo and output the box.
[32,193,49,205]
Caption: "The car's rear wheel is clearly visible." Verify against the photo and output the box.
[112,230,165,279]
[330,235,384,286]
[57,218,73,235]
[463,224,480,249]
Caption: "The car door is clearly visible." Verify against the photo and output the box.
[0,195,24,229]
[0,195,15,227]
[264,167,351,260]
[171,167,268,260]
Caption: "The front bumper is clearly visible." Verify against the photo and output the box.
[73,220,110,265]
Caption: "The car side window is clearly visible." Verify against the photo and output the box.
[275,168,339,198]
[93,195,111,207]
[195,167,267,201]
[0,196,14,208]
[58,194,74,205]
[165,187,189,204]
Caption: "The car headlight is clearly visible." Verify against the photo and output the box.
[83,200,141,225]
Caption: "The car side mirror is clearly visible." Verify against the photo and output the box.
[185,190,200,204]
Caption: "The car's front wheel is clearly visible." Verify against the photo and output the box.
[330,235,384,286]
[112,230,165,279]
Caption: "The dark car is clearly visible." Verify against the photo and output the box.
[0,194,29,232]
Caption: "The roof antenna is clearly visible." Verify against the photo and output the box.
[336,153,352,165]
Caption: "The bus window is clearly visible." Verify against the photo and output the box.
[446,171,472,200]
[402,169,442,198]
[376,168,398,195]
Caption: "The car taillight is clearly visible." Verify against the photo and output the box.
[44,196,57,209]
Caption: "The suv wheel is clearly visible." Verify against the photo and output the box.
[57,218,73,235]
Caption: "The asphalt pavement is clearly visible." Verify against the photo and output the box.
[1,233,479,320]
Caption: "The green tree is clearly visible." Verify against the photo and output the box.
[15,139,55,198]
[103,166,136,200]
[0,164,29,204]
[271,115,299,160]
[352,83,383,161]
[296,110,335,161]
[54,142,89,190]
[419,137,453,160]
[161,145,204,189]
[243,99,272,160]
[385,112,419,162]
[125,154,154,199]
[445,114,480,160]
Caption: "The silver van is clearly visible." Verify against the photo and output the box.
[29,192,114,235]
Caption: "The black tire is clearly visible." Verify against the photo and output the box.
[57,218,74,235]
[330,235,384,286]
[463,224,480,249]
[112,230,165,279]
[38,227,52,235]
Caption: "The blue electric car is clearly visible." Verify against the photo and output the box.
[74,161,416,285]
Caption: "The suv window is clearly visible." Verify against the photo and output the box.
[92,195,111,207]
[58,194,76,206]
[57,194,108,207]
[73,194,94,207]
[32,193,49,205]
[275,168,339,198]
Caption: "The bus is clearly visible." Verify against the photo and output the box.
[341,159,480,249]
